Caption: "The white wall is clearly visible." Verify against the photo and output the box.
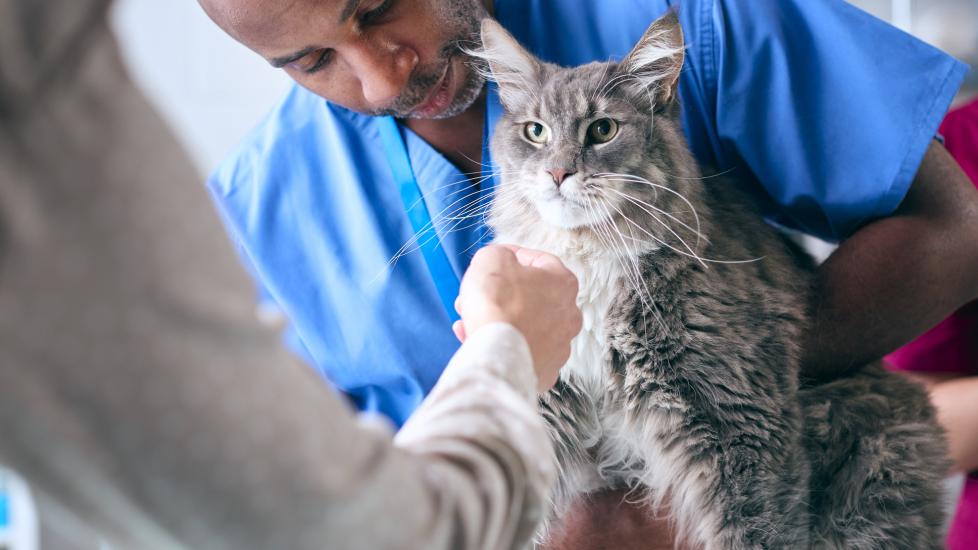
[110,0,293,176]
[849,0,978,102]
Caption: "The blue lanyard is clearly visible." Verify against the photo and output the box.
[478,84,503,246]
[377,116,462,323]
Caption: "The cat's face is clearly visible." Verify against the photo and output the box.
[479,14,699,243]
[490,64,665,229]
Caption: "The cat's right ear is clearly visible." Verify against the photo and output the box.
[619,11,685,108]
[470,19,542,110]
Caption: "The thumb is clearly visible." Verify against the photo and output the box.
[452,320,467,342]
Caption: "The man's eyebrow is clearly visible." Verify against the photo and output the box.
[269,47,319,68]
[337,0,362,24]
[268,0,362,68]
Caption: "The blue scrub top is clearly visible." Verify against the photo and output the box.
[208,0,967,427]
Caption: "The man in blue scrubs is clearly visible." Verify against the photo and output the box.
[200,0,978,546]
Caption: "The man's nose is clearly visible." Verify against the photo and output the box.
[347,40,419,107]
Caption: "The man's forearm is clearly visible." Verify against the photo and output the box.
[804,142,978,379]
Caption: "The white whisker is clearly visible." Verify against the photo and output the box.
[594,172,703,243]
[590,196,666,333]
[605,186,709,246]
[598,187,707,268]
[596,185,763,265]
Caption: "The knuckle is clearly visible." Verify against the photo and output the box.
[570,311,584,333]
[474,245,516,268]
[472,246,497,263]
[564,272,580,292]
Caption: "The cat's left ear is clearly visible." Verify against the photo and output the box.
[471,19,543,110]
[619,11,685,107]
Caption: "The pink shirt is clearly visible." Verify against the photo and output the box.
[887,97,978,550]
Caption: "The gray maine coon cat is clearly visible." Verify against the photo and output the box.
[474,13,949,550]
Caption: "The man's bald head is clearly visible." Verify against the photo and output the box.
[198,0,297,45]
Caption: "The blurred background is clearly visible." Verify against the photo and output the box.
[851,0,978,93]
[108,1,291,176]
[1,0,975,548]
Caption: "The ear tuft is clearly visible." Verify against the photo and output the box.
[466,19,542,110]
[620,11,685,106]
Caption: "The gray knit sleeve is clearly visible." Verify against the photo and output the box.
[0,3,553,547]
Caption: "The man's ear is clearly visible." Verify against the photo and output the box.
[619,11,685,107]
[470,19,543,110]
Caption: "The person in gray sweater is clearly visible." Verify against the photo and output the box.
[0,1,581,548]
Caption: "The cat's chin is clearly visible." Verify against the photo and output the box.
[534,198,598,230]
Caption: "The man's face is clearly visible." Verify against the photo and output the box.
[203,0,488,119]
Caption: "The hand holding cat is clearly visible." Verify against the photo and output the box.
[454,245,582,392]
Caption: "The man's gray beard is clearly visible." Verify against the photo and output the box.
[403,57,485,120]
[364,52,485,120]
[369,0,487,119]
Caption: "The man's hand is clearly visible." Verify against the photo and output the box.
[454,245,582,392]
[903,371,978,475]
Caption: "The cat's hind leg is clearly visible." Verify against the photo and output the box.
[611,404,811,550]
[536,379,606,541]
[801,364,949,550]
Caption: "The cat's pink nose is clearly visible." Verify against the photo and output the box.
[547,169,575,187]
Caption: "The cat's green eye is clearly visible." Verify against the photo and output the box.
[523,121,550,144]
[587,118,619,144]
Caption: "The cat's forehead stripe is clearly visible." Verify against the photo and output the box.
[537,69,613,124]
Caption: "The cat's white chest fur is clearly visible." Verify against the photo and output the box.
[495,226,627,397]
[561,254,625,396]
[494,230,714,543]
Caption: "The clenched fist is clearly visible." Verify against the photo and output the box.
[454,245,582,392]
